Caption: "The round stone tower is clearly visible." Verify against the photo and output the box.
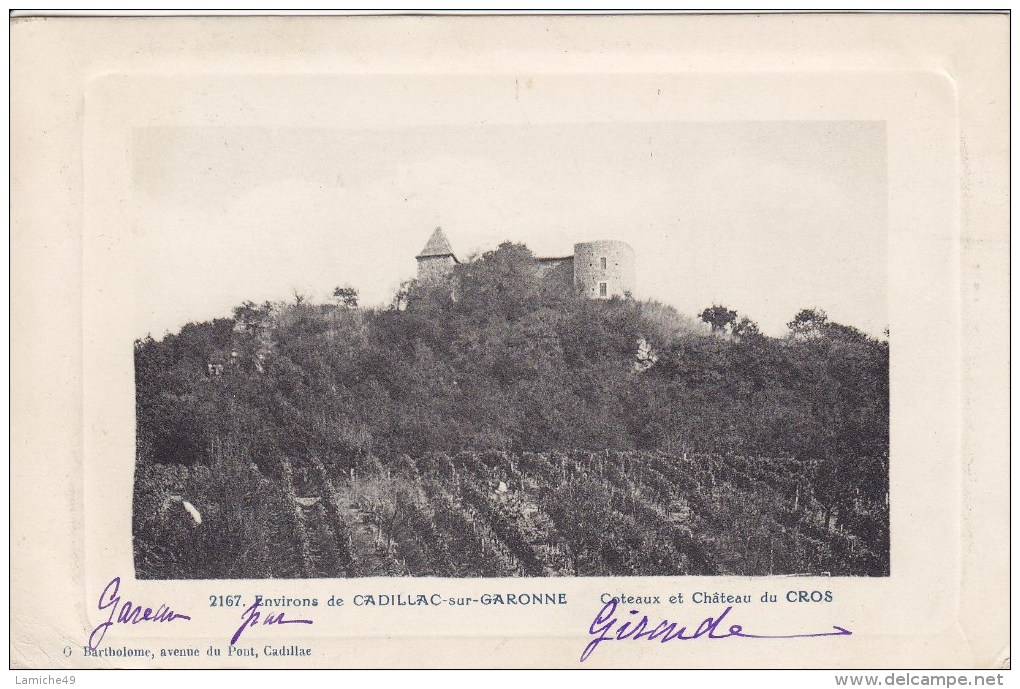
[573,240,635,299]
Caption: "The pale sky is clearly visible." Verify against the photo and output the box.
[132,120,886,338]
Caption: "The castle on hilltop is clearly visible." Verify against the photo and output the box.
[415,227,636,299]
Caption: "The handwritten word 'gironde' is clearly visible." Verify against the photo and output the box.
[581,598,851,662]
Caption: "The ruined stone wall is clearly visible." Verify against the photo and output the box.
[536,257,575,295]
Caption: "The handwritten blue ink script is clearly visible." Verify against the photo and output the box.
[231,597,314,645]
[89,577,192,650]
[581,598,851,662]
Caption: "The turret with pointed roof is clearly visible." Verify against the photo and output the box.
[415,226,459,283]
[416,227,457,260]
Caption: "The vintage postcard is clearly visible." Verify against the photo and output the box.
[10,13,1009,670]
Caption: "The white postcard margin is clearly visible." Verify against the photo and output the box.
[10,14,1009,669]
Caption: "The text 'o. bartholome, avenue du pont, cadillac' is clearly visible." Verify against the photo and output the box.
[133,227,889,579]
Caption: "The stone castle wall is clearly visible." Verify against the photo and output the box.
[536,257,575,294]
[414,234,635,300]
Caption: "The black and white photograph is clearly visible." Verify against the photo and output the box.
[131,119,890,580]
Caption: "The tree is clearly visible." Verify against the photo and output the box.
[333,285,360,308]
[391,280,414,311]
[638,299,708,346]
[700,304,738,333]
[454,242,542,323]
[787,308,828,338]
[730,316,761,340]
[232,300,274,333]
[822,321,869,344]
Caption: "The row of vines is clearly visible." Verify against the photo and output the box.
[134,447,888,579]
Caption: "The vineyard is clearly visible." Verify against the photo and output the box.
[134,446,888,579]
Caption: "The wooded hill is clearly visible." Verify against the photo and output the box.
[134,242,889,578]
